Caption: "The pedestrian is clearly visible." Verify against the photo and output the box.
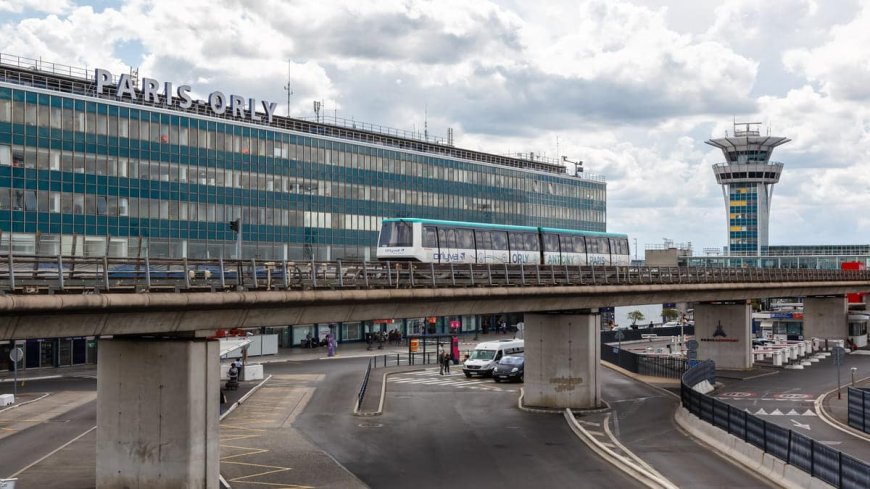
[442,351,451,374]
[437,343,445,374]
[327,332,336,357]
[648,321,654,329]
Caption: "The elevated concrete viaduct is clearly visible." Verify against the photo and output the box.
[2,278,868,488]
[1,280,867,339]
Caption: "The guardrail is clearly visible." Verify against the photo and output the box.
[682,362,870,488]
[847,387,870,434]
[601,325,694,344]
[601,343,689,379]
[356,358,373,412]
[2,254,868,294]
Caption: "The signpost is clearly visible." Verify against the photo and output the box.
[9,347,23,396]
[833,346,846,399]
[615,330,625,352]
[685,339,699,368]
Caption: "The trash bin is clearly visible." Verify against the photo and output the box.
[410,338,419,353]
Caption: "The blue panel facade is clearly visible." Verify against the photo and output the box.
[0,64,608,261]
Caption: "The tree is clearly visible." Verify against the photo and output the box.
[626,310,645,325]
[661,308,680,322]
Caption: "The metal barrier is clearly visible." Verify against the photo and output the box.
[682,362,870,488]
[601,325,694,343]
[356,358,373,412]
[600,345,688,379]
[847,387,870,434]
[1,254,869,294]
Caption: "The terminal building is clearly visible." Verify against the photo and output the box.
[0,53,610,369]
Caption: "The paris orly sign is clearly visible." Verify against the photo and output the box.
[95,69,278,124]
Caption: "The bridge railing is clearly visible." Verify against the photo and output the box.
[682,361,870,488]
[1,254,868,294]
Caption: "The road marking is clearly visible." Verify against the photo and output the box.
[790,419,811,430]
[753,408,816,416]
[9,425,96,478]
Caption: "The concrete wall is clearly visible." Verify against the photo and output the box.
[96,338,219,489]
[645,249,680,267]
[803,296,848,339]
[694,302,751,370]
[523,312,601,409]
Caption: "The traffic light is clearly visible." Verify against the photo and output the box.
[229,219,240,233]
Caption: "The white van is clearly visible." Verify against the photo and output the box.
[462,339,524,378]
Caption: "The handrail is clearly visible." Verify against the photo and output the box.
[0,255,869,294]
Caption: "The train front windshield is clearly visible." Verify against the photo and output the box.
[378,221,414,247]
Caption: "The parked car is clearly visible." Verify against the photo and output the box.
[492,355,524,383]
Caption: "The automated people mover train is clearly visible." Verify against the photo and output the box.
[376,218,630,266]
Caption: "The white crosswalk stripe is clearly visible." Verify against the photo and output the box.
[389,369,518,392]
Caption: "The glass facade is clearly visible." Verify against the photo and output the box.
[0,74,607,260]
[728,184,758,254]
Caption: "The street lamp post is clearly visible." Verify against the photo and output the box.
[229,218,242,259]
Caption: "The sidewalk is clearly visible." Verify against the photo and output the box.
[820,376,870,439]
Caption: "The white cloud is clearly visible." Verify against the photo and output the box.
[783,2,870,100]
[0,0,73,15]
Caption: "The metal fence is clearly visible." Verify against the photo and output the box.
[847,387,870,434]
[600,345,689,379]
[2,254,868,294]
[356,358,373,412]
[682,362,870,488]
[600,325,694,344]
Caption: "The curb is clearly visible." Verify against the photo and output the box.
[219,374,272,422]
[353,367,426,417]
[813,376,870,443]
[0,392,51,413]
[673,406,833,489]
[564,408,678,489]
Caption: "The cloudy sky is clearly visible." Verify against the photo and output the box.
[2,0,869,256]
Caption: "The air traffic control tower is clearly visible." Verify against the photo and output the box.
[707,122,790,255]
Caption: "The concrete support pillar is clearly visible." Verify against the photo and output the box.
[695,302,752,370]
[803,296,848,340]
[523,312,601,409]
[97,337,219,489]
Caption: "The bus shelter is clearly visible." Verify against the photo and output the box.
[406,334,460,364]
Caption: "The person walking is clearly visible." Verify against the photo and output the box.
[437,343,445,374]
[442,351,451,374]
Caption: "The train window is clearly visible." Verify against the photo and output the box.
[443,229,457,248]
[457,229,474,249]
[509,232,525,251]
[476,230,492,249]
[587,237,599,254]
[492,231,508,250]
[423,226,438,248]
[378,221,413,247]
[543,234,559,252]
[575,237,586,253]
[621,238,629,255]
[600,238,611,253]
[524,233,539,251]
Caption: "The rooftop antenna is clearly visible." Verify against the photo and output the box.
[283,60,293,117]
[556,136,560,160]
[424,104,428,140]
[313,100,321,122]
